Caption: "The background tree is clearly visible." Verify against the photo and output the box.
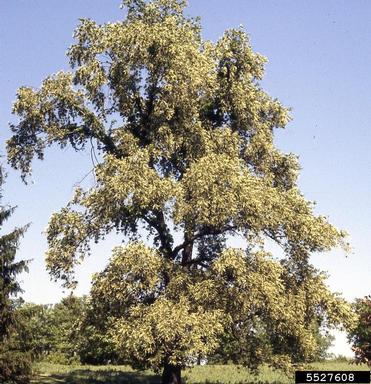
[14,295,120,365]
[46,295,86,364]
[348,296,371,366]
[7,0,356,383]
[0,167,31,384]
[309,319,335,362]
[14,302,53,361]
[75,296,123,365]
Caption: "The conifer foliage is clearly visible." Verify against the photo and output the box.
[0,167,31,384]
[7,1,356,383]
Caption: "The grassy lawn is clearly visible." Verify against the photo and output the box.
[32,360,369,384]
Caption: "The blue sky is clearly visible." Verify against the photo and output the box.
[1,0,370,356]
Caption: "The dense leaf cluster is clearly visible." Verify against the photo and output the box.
[14,296,120,365]
[348,296,371,366]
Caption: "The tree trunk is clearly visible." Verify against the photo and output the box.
[162,363,181,384]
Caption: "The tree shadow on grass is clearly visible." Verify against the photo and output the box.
[241,381,285,384]
[195,381,285,384]
[32,371,287,384]
[32,369,161,384]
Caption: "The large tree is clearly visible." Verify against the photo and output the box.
[15,296,89,364]
[14,302,54,361]
[0,167,31,384]
[348,296,371,366]
[7,1,355,382]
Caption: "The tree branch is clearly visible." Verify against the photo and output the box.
[172,224,237,259]
[143,210,173,259]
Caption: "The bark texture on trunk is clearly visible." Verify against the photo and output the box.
[162,363,181,384]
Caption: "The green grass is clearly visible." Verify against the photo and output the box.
[32,360,369,384]
[32,363,160,384]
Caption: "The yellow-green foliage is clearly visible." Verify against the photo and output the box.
[8,0,356,374]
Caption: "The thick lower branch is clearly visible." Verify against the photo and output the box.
[181,225,193,266]
[143,210,173,259]
[172,224,237,260]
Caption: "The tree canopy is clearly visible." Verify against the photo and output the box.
[7,1,356,383]
[348,296,371,366]
[14,295,116,365]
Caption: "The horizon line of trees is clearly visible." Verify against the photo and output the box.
[10,292,371,369]
[8,293,356,366]
[7,294,371,365]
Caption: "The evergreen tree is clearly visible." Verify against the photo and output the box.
[0,167,31,384]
